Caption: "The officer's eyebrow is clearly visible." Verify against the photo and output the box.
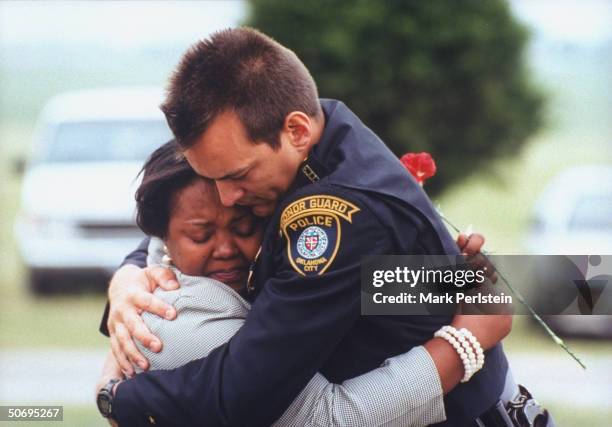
[214,166,250,181]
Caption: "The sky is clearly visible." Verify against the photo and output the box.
[0,1,246,48]
[0,0,610,48]
[511,0,612,46]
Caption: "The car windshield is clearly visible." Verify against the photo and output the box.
[569,194,612,231]
[44,120,173,163]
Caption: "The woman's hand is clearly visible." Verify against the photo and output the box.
[107,264,179,375]
[424,314,512,394]
[451,314,512,351]
[422,233,511,394]
[456,232,498,284]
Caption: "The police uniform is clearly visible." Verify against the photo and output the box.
[99,99,508,426]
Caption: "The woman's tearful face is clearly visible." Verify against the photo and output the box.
[165,179,263,291]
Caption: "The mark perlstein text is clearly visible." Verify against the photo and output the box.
[372,292,513,305]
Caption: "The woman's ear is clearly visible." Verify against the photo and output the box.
[283,111,313,153]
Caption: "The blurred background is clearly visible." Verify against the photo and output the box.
[0,0,610,425]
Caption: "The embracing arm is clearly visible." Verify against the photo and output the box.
[144,297,447,427]
[274,346,444,427]
[125,276,509,427]
[112,295,509,427]
[129,267,445,426]
[274,312,511,427]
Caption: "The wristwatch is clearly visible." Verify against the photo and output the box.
[97,378,121,420]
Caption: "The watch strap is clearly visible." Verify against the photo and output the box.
[98,378,121,419]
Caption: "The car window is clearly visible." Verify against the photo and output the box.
[44,120,173,163]
[569,194,612,231]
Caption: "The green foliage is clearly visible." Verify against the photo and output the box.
[247,0,544,194]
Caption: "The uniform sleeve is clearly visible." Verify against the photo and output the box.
[98,237,151,336]
[121,236,150,268]
[112,187,416,427]
[273,345,445,427]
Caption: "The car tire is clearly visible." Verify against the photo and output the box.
[27,268,110,295]
[27,269,55,295]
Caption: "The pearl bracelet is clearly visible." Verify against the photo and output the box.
[434,325,485,382]
[459,327,485,370]
[434,328,473,382]
[442,326,477,377]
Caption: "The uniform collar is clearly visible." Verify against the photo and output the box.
[310,99,346,167]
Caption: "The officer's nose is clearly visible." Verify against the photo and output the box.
[212,232,240,259]
[216,181,245,207]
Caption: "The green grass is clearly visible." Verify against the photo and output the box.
[504,316,612,356]
[545,404,612,427]
[0,406,105,427]
[1,291,109,348]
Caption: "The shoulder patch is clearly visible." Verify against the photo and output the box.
[280,195,360,276]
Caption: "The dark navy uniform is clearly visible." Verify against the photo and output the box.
[100,99,508,426]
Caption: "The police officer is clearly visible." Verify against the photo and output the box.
[97,28,514,426]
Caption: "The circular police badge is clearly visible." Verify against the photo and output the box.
[297,226,328,259]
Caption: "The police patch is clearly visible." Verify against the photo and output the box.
[280,195,360,276]
[297,226,328,259]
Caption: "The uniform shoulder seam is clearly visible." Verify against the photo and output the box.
[314,182,390,231]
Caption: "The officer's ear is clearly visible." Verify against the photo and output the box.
[282,111,313,154]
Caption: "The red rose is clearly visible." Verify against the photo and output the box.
[400,152,437,185]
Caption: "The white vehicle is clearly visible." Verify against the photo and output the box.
[15,87,173,293]
[525,165,612,255]
[524,165,612,338]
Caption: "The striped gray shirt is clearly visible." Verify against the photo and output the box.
[136,238,445,426]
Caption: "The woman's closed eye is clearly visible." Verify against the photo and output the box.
[232,217,258,237]
[188,231,213,244]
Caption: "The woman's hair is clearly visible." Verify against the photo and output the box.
[135,140,205,238]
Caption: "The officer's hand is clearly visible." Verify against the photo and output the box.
[107,264,178,375]
[95,350,123,401]
[456,232,498,284]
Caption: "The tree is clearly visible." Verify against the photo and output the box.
[247,0,544,194]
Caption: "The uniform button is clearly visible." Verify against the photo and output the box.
[147,414,156,424]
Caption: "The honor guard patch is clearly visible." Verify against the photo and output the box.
[280,195,360,276]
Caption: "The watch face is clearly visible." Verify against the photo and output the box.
[97,393,112,416]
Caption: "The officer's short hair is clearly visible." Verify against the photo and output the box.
[136,140,212,238]
[161,27,321,149]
